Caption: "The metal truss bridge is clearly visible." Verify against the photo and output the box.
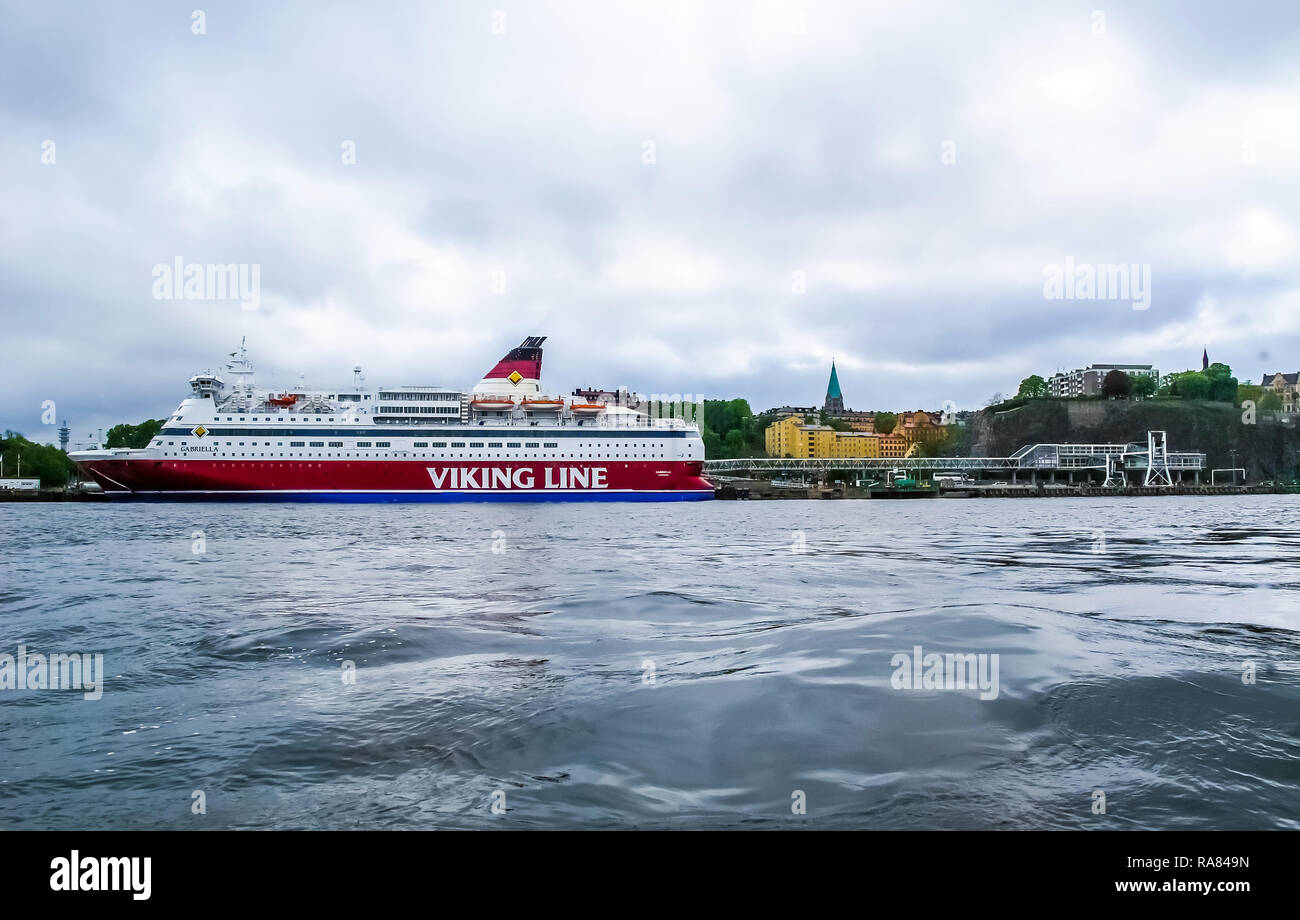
[703,431,1206,487]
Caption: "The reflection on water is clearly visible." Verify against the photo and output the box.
[1,495,1298,829]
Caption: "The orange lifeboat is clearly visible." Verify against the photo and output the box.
[570,402,605,415]
[268,394,298,407]
[470,397,515,410]
[522,397,564,411]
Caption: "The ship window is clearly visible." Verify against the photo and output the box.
[290,441,305,447]
[488,442,502,447]
[544,442,558,448]
[309,441,324,447]
[470,442,484,447]
[451,442,465,447]
[414,442,428,447]
[432,442,446,448]
[376,442,390,447]
[526,442,539,447]
[357,442,372,447]
[507,442,521,448]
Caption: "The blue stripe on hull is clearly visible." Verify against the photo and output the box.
[104,490,715,503]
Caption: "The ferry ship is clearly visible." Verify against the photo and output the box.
[70,337,714,502]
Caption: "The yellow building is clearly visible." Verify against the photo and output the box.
[878,433,911,458]
[897,411,945,449]
[767,416,905,459]
[836,411,875,432]
[766,415,803,457]
[765,415,838,458]
[829,432,881,458]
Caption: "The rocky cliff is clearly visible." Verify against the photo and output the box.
[968,399,1300,480]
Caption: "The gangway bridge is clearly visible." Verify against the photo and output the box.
[703,431,1206,487]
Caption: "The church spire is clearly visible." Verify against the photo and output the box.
[825,360,844,413]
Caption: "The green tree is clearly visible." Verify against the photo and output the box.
[1203,362,1238,402]
[1101,369,1132,398]
[105,419,164,449]
[1165,371,1210,399]
[1016,375,1048,399]
[913,423,970,458]
[1160,364,1236,402]
[1178,373,1211,399]
[1237,384,1264,404]
[700,399,767,459]
[874,411,898,435]
[1259,390,1283,411]
[0,431,76,486]
[1131,374,1157,399]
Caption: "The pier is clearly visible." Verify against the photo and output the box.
[712,480,1291,500]
[0,489,107,502]
[705,431,1214,495]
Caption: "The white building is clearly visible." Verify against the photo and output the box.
[1048,364,1160,397]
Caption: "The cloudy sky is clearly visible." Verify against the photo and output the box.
[4,0,1299,443]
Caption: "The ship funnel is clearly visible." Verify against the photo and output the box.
[472,336,546,395]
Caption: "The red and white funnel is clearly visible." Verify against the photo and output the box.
[471,335,547,396]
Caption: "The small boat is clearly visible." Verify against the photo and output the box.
[470,397,515,410]
[268,393,298,407]
[867,471,939,498]
[569,402,606,415]
[522,398,564,411]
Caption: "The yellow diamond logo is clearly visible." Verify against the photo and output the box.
[508,371,522,385]
[193,425,207,437]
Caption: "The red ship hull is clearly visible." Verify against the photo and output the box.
[78,457,715,502]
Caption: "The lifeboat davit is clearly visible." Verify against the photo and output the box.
[268,393,298,407]
[569,402,605,415]
[522,397,564,411]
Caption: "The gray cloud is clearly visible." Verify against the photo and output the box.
[3,0,1299,443]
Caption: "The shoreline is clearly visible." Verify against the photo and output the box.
[714,483,1295,500]
[0,490,108,502]
[1,485,1294,503]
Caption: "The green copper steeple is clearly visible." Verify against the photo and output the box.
[825,360,844,412]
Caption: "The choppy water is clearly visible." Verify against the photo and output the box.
[1,496,1299,830]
